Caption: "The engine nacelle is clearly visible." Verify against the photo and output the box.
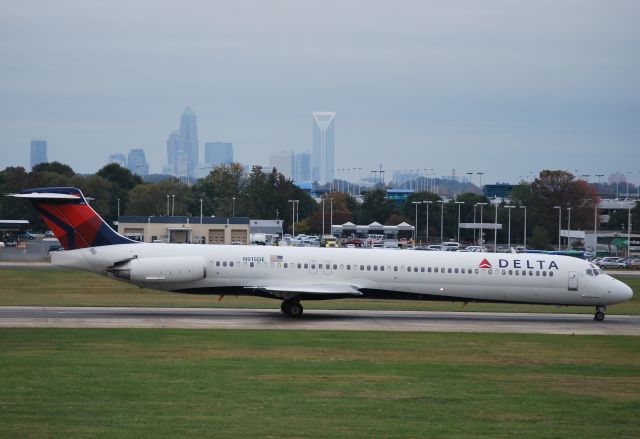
[112,256,206,283]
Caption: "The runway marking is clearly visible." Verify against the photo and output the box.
[0,306,638,335]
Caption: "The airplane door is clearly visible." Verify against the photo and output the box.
[568,271,579,291]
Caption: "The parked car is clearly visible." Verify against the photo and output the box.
[18,231,36,240]
[597,257,626,269]
[3,237,17,247]
[44,230,55,238]
[623,259,640,269]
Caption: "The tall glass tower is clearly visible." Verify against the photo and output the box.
[178,107,199,183]
[312,112,335,185]
[30,139,48,170]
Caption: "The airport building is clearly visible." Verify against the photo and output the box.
[117,216,250,245]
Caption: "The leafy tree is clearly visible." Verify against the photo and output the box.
[197,163,246,217]
[357,189,397,224]
[96,163,143,220]
[31,162,74,177]
[128,180,194,216]
[528,225,553,250]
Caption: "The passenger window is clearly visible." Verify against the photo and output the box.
[549,271,554,277]
[373,265,378,271]
[475,269,479,274]
[333,264,337,270]
[536,271,540,276]
[441,267,445,273]
[413,267,418,272]
[454,268,459,274]
[216,261,220,267]
[380,266,385,271]
[488,269,492,274]
[250,262,254,268]
[297,263,302,269]
[400,266,405,272]
[346,264,351,270]
[508,270,512,275]
[543,271,547,277]
[229,262,234,267]
[515,270,519,275]
[394,266,398,272]
[434,267,439,273]
[461,268,465,274]
[529,271,533,276]
[421,267,425,273]
[243,262,248,268]
[304,263,308,269]
[223,261,227,267]
[311,264,315,269]
[428,267,432,273]
[284,263,288,268]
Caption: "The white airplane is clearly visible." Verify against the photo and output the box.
[11,187,633,320]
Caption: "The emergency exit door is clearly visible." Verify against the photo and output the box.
[568,271,579,291]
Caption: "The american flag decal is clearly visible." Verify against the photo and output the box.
[270,255,284,262]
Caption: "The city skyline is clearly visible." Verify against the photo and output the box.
[1,2,639,183]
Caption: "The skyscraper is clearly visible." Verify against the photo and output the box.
[178,107,199,183]
[30,139,48,170]
[204,142,233,167]
[293,151,312,182]
[269,151,293,179]
[166,130,179,175]
[312,112,336,184]
[127,149,149,176]
[108,153,126,167]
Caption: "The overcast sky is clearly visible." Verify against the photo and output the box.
[1,0,639,184]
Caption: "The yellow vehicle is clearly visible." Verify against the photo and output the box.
[322,235,338,248]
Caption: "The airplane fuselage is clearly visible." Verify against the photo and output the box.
[52,243,633,307]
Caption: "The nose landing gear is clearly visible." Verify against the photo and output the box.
[594,305,606,322]
[281,299,304,317]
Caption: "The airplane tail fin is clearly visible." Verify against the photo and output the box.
[10,187,136,250]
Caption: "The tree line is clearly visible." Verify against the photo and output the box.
[0,164,637,250]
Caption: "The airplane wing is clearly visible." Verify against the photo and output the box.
[247,283,363,297]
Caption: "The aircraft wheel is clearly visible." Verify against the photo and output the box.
[594,311,605,322]
[288,302,303,317]
[281,300,290,314]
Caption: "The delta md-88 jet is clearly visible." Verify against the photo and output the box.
[11,187,633,320]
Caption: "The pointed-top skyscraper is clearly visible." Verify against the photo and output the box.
[312,112,336,185]
[178,107,199,183]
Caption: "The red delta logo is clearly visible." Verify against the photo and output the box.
[479,258,492,269]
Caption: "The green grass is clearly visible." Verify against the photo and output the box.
[0,267,638,314]
[0,329,638,438]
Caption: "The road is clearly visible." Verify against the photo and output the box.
[1,306,638,335]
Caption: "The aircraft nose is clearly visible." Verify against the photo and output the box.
[612,279,634,304]
[621,283,633,302]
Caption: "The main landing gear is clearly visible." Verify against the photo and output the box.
[281,299,304,317]
[594,305,607,322]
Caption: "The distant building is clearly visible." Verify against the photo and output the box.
[483,184,514,199]
[127,149,149,176]
[165,108,199,182]
[293,151,312,182]
[30,139,48,170]
[312,112,336,184]
[165,129,179,175]
[204,142,233,167]
[178,107,199,183]
[269,151,293,178]
[107,153,127,167]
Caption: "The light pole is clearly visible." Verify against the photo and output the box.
[412,201,421,243]
[473,204,477,244]
[505,205,515,250]
[199,198,203,224]
[594,202,599,254]
[476,172,484,189]
[166,195,170,216]
[554,206,562,250]
[322,198,325,235]
[117,198,120,218]
[171,194,175,216]
[520,205,527,249]
[476,202,487,247]
[567,207,572,250]
[288,200,299,238]
[493,202,498,252]
[454,201,464,244]
[628,207,633,258]
[424,201,432,245]
[330,198,334,235]
[438,200,446,243]
[232,197,236,217]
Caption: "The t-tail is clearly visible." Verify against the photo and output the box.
[10,187,136,250]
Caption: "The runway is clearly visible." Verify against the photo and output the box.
[0,306,638,335]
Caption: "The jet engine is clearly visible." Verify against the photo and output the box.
[110,256,206,283]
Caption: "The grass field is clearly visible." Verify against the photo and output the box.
[0,267,638,314]
[0,329,638,438]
